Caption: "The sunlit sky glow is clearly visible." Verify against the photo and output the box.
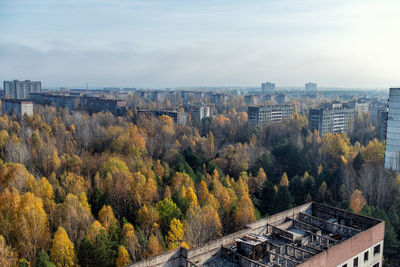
[0,0,399,88]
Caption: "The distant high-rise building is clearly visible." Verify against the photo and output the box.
[3,80,41,100]
[309,102,354,136]
[248,105,293,127]
[261,82,275,93]
[305,82,317,91]
[384,88,400,170]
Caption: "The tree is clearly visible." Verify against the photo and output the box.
[55,193,93,244]
[146,234,163,258]
[87,221,105,241]
[137,205,160,238]
[279,172,289,187]
[233,194,256,230]
[36,250,56,267]
[288,176,305,206]
[0,235,18,267]
[275,186,293,213]
[115,246,130,267]
[121,223,140,262]
[166,218,187,249]
[259,180,275,215]
[50,227,78,267]
[349,190,366,214]
[156,198,181,235]
[184,205,222,247]
[98,205,118,231]
[17,192,50,263]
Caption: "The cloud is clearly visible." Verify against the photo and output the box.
[0,41,396,89]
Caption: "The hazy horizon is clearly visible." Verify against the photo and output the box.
[1,0,399,88]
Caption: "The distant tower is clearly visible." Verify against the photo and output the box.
[305,82,317,91]
[86,82,88,90]
[261,82,275,93]
[384,88,400,170]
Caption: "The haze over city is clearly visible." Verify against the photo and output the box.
[1,0,399,88]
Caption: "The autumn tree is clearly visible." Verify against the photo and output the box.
[121,223,140,262]
[280,172,289,187]
[184,205,222,247]
[115,246,131,267]
[166,218,188,249]
[146,234,163,258]
[17,192,50,263]
[50,227,78,267]
[98,205,118,231]
[55,193,93,244]
[349,190,367,214]
[0,235,18,267]
[156,198,181,235]
[233,194,256,230]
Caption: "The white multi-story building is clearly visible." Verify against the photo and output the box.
[309,102,354,136]
[384,88,400,170]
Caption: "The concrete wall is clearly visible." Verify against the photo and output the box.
[297,221,385,267]
[128,247,187,267]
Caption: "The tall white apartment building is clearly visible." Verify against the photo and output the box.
[384,88,400,170]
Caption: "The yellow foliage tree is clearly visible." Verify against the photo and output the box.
[98,205,118,230]
[146,234,163,258]
[350,190,367,214]
[280,172,289,187]
[233,194,256,230]
[17,192,50,263]
[50,227,78,267]
[87,220,105,241]
[122,223,140,261]
[0,235,18,267]
[166,218,188,250]
[185,187,198,208]
[116,245,131,267]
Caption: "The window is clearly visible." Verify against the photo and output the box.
[364,251,369,261]
[342,264,347,267]
[353,257,358,267]
[373,263,379,267]
[374,244,381,255]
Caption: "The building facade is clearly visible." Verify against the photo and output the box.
[137,109,187,125]
[1,99,33,117]
[309,103,354,136]
[129,202,384,267]
[185,105,211,124]
[3,80,41,99]
[384,88,400,170]
[305,82,317,91]
[248,105,293,127]
[261,82,275,93]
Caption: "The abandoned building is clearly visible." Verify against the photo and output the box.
[129,202,384,267]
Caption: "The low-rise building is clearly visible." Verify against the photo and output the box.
[1,99,33,117]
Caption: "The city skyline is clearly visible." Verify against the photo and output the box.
[1,0,399,88]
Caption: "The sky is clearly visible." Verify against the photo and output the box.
[0,0,399,89]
